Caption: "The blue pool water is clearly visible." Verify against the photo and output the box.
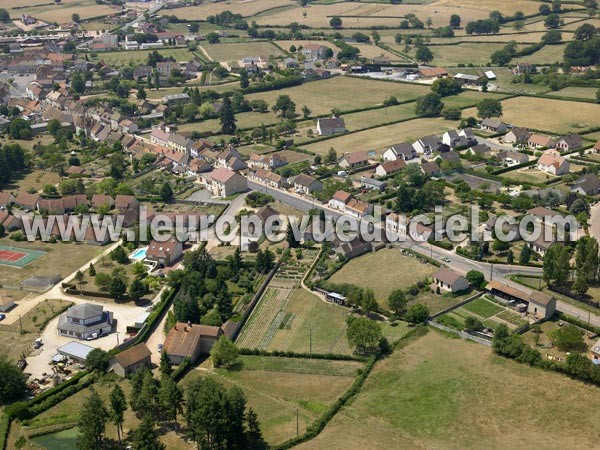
[130,247,148,260]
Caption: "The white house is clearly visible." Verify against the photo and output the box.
[537,151,569,175]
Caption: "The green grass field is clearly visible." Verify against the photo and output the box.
[200,42,284,62]
[301,117,458,156]
[295,329,600,450]
[245,76,431,116]
[329,249,436,307]
[463,96,600,134]
[183,355,359,445]
[552,86,598,100]
[461,297,504,318]
[92,48,197,67]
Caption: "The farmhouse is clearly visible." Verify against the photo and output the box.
[164,322,223,365]
[360,176,387,191]
[0,294,16,312]
[418,66,448,78]
[504,127,531,144]
[15,192,40,211]
[528,134,555,149]
[0,192,14,208]
[571,173,600,196]
[432,268,469,293]
[376,159,406,177]
[480,118,507,133]
[248,153,287,170]
[527,291,556,321]
[0,210,22,231]
[421,161,441,178]
[109,344,152,377]
[413,135,441,154]
[248,168,283,189]
[498,150,528,166]
[207,168,247,198]
[344,199,373,218]
[317,117,346,136]
[301,43,330,60]
[91,194,115,210]
[338,151,369,169]
[146,238,183,267]
[466,143,491,158]
[537,151,569,175]
[293,173,323,194]
[57,303,113,340]
[329,190,352,211]
[555,134,582,152]
[383,143,415,161]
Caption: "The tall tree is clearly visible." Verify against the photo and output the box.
[77,389,108,450]
[286,222,300,248]
[346,317,382,355]
[0,355,26,403]
[132,416,166,450]
[159,351,173,377]
[160,375,184,428]
[220,96,237,135]
[110,384,127,443]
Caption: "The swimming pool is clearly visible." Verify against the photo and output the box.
[130,247,148,260]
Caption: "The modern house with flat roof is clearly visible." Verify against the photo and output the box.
[57,303,113,340]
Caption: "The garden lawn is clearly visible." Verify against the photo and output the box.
[461,297,504,319]
[329,249,436,307]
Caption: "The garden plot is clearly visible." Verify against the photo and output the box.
[437,296,527,331]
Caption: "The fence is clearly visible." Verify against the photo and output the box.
[427,321,492,346]
[227,261,282,342]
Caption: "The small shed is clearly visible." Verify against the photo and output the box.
[326,292,347,305]
[527,291,556,321]
[0,294,16,312]
[109,344,152,377]
[57,341,95,363]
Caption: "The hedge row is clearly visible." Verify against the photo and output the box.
[271,325,428,449]
[555,311,600,335]
[238,348,365,362]
[5,370,92,421]
[492,159,537,175]
[0,413,8,450]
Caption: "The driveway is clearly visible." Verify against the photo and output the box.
[26,295,151,379]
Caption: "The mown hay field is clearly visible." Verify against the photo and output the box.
[296,330,600,450]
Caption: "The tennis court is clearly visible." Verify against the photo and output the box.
[0,245,45,268]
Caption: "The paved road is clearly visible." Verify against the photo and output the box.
[590,203,600,242]
[249,180,600,325]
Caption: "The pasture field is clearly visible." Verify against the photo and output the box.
[276,39,341,53]
[184,356,358,446]
[91,48,197,67]
[341,102,417,131]
[178,110,280,134]
[301,117,457,155]
[2,169,60,193]
[431,0,542,15]
[245,76,431,116]
[404,42,517,66]
[352,43,407,61]
[551,86,598,100]
[18,0,114,23]
[161,0,291,20]
[462,96,600,134]
[295,330,600,450]
[329,249,436,306]
[200,42,284,62]
[253,3,490,28]
[514,43,567,65]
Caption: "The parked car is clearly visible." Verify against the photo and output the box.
[0,313,5,321]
